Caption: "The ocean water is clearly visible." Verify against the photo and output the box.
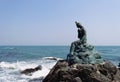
[0,46,120,82]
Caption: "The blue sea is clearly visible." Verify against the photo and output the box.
[0,46,120,82]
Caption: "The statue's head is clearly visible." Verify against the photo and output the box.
[75,21,82,28]
[75,21,79,25]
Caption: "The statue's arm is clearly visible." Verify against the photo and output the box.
[70,42,75,55]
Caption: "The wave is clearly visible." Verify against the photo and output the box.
[3,47,15,50]
[0,56,60,82]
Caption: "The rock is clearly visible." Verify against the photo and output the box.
[21,65,42,75]
[43,60,120,82]
[113,69,120,81]
[73,77,82,82]
[44,57,58,61]
[97,61,117,79]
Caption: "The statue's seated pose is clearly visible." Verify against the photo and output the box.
[75,21,87,44]
[67,21,104,65]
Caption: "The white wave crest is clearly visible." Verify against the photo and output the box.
[0,57,59,82]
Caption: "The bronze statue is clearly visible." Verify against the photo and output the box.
[67,21,104,65]
[75,21,87,44]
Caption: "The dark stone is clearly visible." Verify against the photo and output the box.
[44,57,58,61]
[97,61,117,80]
[73,77,82,82]
[43,60,120,82]
[21,65,42,75]
[113,70,120,81]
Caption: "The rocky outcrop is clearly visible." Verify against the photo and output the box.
[21,65,42,75]
[43,22,120,82]
[43,60,120,82]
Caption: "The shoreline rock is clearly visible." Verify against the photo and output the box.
[21,65,42,75]
[43,60,120,82]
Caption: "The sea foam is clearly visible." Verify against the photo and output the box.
[0,57,58,82]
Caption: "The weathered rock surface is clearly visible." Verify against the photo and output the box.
[21,65,42,75]
[43,60,120,82]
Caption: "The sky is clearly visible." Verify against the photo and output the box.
[0,0,120,46]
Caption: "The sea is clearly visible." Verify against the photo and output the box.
[0,46,120,82]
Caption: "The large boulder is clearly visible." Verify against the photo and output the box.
[43,60,120,82]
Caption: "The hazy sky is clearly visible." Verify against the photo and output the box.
[0,0,120,45]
